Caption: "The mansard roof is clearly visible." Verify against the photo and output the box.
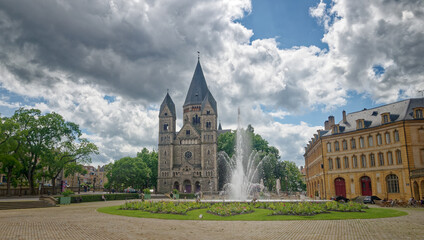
[201,90,217,113]
[323,97,424,136]
[184,60,211,107]
[160,92,176,116]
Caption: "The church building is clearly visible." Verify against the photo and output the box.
[157,59,219,194]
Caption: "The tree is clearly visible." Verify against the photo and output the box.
[106,156,152,191]
[137,148,158,189]
[0,116,23,196]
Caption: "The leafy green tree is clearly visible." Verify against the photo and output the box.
[137,148,158,189]
[106,156,152,191]
[0,116,23,196]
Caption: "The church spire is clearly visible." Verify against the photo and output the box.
[183,59,210,107]
[160,92,176,116]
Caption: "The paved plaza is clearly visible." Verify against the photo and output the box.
[0,200,423,240]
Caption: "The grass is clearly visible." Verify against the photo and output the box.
[97,205,407,221]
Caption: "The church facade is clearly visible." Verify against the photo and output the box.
[157,60,218,194]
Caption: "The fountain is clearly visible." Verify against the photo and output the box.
[219,108,268,200]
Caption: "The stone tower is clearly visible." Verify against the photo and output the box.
[157,60,218,194]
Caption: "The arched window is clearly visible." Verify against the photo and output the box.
[387,151,393,165]
[370,154,375,167]
[342,140,348,150]
[378,152,384,166]
[359,137,365,148]
[396,150,402,164]
[327,142,332,153]
[368,136,373,147]
[394,130,399,142]
[377,134,382,145]
[328,158,333,170]
[352,155,358,168]
[336,157,341,169]
[344,156,349,168]
[361,155,367,168]
[335,141,340,151]
[385,132,391,144]
[386,174,399,193]
[351,138,356,149]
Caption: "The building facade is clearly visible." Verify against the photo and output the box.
[157,60,218,194]
[305,98,424,201]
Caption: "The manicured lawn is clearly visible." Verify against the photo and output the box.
[97,205,407,221]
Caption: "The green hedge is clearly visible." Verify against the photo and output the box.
[70,193,139,203]
[179,193,195,199]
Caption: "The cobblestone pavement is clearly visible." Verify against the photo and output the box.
[0,201,423,240]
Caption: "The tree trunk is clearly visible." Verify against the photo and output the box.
[52,177,56,195]
[6,169,12,197]
[28,169,36,195]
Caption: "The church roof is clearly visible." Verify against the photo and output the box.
[201,90,217,113]
[160,92,176,116]
[184,60,211,107]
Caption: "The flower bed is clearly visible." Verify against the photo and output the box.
[120,201,209,215]
[207,203,254,216]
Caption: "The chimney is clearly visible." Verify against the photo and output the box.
[328,116,335,128]
[324,120,329,130]
[342,110,347,123]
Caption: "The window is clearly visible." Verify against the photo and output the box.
[351,138,356,149]
[327,142,332,153]
[353,156,358,168]
[385,132,391,144]
[342,140,348,150]
[333,125,339,134]
[206,110,211,115]
[163,123,169,131]
[336,157,341,169]
[368,136,374,147]
[377,134,382,145]
[186,130,190,135]
[416,109,423,119]
[370,154,375,167]
[206,121,211,128]
[359,137,365,148]
[388,151,393,165]
[335,141,340,151]
[357,120,364,129]
[386,174,399,193]
[396,150,402,164]
[378,153,384,166]
[344,156,349,168]
[383,114,389,123]
[328,158,333,170]
[394,130,399,142]
[361,155,367,168]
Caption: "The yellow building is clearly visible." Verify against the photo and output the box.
[305,98,424,201]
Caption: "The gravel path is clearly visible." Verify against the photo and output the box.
[0,200,423,240]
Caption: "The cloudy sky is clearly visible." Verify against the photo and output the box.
[1,0,423,167]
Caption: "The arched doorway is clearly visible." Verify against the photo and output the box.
[173,181,180,191]
[334,178,346,197]
[183,180,192,193]
[413,181,420,200]
[361,176,372,196]
[195,181,201,193]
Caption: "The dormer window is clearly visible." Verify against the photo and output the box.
[333,125,339,134]
[414,108,423,119]
[381,112,390,124]
[356,119,364,129]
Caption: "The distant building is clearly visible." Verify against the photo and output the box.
[304,98,424,201]
[157,59,225,194]
[63,165,108,191]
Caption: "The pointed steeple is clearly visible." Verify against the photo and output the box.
[218,121,222,130]
[184,60,210,107]
[160,92,176,116]
[201,90,217,113]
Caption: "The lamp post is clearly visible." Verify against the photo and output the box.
[93,177,96,192]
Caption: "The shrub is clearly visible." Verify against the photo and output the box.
[173,189,179,194]
[70,193,139,203]
[179,193,195,199]
[143,189,151,194]
[62,189,74,197]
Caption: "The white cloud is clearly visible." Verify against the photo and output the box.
[0,0,423,166]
